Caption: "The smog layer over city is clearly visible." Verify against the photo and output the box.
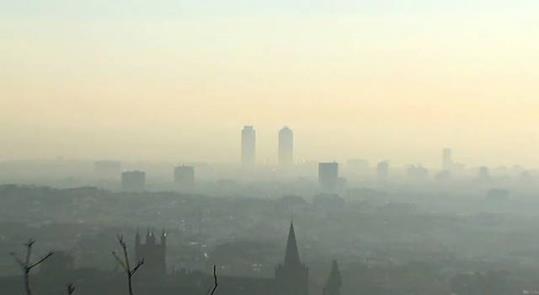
[2,1,539,295]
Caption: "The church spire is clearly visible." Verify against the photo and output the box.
[323,260,342,295]
[284,222,301,265]
[275,222,309,295]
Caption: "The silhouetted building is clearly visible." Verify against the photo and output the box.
[121,170,146,192]
[135,230,167,278]
[174,165,195,189]
[319,162,339,191]
[279,127,294,167]
[377,161,389,181]
[0,223,331,295]
[275,223,309,295]
[323,260,342,295]
[241,126,256,166]
[442,148,453,171]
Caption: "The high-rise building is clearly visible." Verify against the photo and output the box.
[275,222,309,295]
[174,165,195,189]
[319,162,339,191]
[442,148,453,171]
[279,127,294,167]
[121,170,146,192]
[241,126,256,166]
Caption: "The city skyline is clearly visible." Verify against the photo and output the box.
[0,129,535,171]
[2,1,539,167]
[3,2,539,295]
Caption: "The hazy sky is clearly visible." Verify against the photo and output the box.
[1,1,538,167]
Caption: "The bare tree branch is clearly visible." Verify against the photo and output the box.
[206,265,218,295]
[112,234,142,295]
[11,239,54,295]
[28,252,54,270]
[66,283,76,295]
[132,259,144,275]
[24,239,34,265]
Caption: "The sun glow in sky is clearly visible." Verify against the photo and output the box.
[1,1,539,167]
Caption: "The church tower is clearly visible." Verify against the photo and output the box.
[323,260,342,295]
[275,222,309,295]
[135,229,167,278]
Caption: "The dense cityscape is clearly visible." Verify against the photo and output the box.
[3,1,538,294]
[1,126,539,294]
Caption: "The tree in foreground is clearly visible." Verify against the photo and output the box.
[10,239,54,295]
[112,234,144,295]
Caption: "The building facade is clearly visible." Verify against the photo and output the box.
[279,127,294,167]
[241,126,256,166]
[121,170,146,192]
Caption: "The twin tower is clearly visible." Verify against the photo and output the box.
[241,126,294,167]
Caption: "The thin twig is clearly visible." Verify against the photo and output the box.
[112,234,143,295]
[66,283,76,295]
[28,252,54,270]
[206,265,218,295]
[10,239,54,295]
[132,260,144,274]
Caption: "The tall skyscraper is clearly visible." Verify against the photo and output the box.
[279,126,294,167]
[121,170,146,192]
[241,126,256,166]
[319,162,339,191]
[442,148,453,171]
[174,165,195,189]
